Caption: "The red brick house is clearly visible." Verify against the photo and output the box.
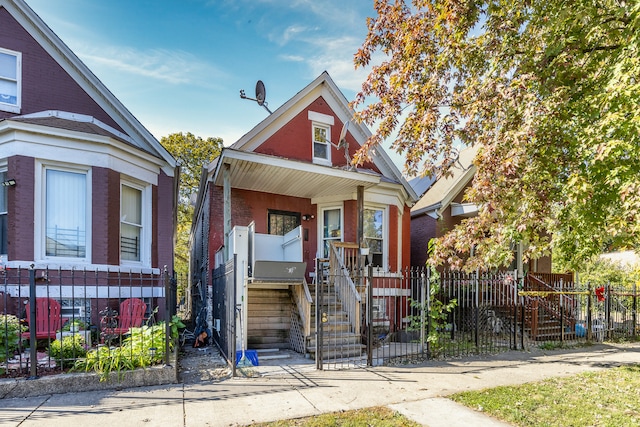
[0,0,177,321]
[191,72,417,357]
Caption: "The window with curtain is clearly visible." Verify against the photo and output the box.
[0,48,21,113]
[364,208,384,268]
[121,184,143,262]
[322,208,342,258]
[268,210,300,236]
[0,170,7,255]
[45,169,87,258]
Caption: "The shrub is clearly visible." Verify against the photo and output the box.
[1,314,25,373]
[48,334,87,369]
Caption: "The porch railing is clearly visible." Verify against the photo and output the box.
[292,277,312,337]
[329,242,361,335]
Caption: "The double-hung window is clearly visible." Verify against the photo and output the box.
[120,182,147,264]
[0,48,21,113]
[313,124,330,164]
[0,170,7,256]
[363,207,385,268]
[44,167,90,260]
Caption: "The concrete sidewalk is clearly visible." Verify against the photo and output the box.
[1,343,639,426]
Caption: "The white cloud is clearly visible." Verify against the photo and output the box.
[76,45,225,88]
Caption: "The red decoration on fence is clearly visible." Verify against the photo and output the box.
[595,286,605,302]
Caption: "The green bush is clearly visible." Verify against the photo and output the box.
[74,315,184,381]
[48,334,87,369]
[1,314,25,373]
[61,319,87,332]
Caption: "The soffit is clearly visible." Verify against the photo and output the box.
[212,149,380,200]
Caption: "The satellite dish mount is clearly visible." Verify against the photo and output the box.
[240,80,272,114]
[328,121,354,171]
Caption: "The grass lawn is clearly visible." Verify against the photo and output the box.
[249,406,421,426]
[451,364,640,427]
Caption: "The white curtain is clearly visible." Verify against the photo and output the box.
[45,169,86,257]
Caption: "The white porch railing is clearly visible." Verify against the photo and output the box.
[329,242,362,335]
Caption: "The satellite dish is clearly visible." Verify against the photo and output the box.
[338,120,349,145]
[256,80,266,106]
[239,80,272,114]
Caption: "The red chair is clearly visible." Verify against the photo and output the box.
[22,298,66,340]
[103,298,147,336]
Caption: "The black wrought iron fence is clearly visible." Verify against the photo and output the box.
[1,265,175,379]
[363,269,640,367]
[211,256,236,374]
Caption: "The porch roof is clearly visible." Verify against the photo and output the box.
[212,148,382,200]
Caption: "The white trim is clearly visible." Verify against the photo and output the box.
[3,285,164,299]
[307,111,335,126]
[311,122,332,166]
[120,179,152,268]
[0,47,21,114]
[3,260,160,274]
[34,161,92,263]
[364,204,388,271]
[317,204,343,258]
[0,124,164,184]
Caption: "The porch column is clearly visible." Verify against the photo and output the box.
[357,185,364,282]
[223,162,231,261]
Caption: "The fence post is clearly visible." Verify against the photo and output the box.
[28,264,37,379]
[605,283,611,341]
[420,269,426,355]
[474,270,479,349]
[315,257,323,370]
[587,284,592,341]
[633,282,637,339]
[163,266,171,366]
[426,267,431,359]
[367,264,373,367]
[513,270,518,350]
[560,278,564,344]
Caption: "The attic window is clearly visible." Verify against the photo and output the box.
[0,48,21,114]
[309,111,334,166]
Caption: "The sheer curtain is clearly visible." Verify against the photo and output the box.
[45,169,86,257]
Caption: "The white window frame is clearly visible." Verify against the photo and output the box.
[309,111,335,166]
[0,47,21,114]
[35,162,92,263]
[318,205,343,259]
[312,123,331,165]
[363,204,388,271]
[120,179,151,267]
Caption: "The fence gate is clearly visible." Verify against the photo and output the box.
[314,258,367,370]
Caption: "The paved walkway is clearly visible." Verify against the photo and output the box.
[1,343,639,426]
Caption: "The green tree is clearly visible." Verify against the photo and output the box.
[352,0,639,271]
[160,132,223,276]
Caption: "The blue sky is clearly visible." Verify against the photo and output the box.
[25,0,406,167]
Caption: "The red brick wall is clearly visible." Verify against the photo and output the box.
[90,167,119,265]
[7,156,34,261]
[255,96,379,172]
[0,8,122,131]
[155,170,175,271]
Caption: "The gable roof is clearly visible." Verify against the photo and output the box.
[0,0,176,173]
[230,71,418,203]
[410,145,479,218]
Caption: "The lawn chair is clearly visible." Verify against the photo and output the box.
[102,298,147,338]
[21,297,67,340]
